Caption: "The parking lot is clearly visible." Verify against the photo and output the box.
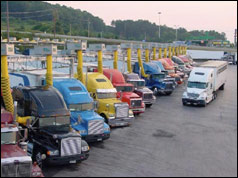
[44,65,237,177]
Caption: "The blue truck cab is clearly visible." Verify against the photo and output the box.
[53,78,110,143]
[133,62,174,95]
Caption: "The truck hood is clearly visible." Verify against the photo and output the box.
[97,98,121,105]
[41,128,81,139]
[135,87,153,94]
[71,110,103,122]
[187,88,205,95]
[122,92,140,99]
[1,144,31,163]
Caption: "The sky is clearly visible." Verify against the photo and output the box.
[47,1,237,42]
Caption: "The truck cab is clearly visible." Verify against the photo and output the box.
[157,58,183,84]
[98,69,145,115]
[12,86,90,166]
[123,72,156,107]
[81,72,134,127]
[53,78,110,143]
[133,62,174,95]
[172,56,192,75]
[1,108,44,177]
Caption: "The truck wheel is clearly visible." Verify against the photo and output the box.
[100,114,108,124]
[219,84,225,90]
[146,104,153,108]
[182,102,187,106]
[165,91,172,96]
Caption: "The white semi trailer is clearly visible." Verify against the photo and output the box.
[182,60,228,107]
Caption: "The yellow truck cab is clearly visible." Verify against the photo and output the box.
[82,72,134,127]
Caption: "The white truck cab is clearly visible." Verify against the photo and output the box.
[182,61,227,107]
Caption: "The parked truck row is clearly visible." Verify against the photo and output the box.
[1,42,223,177]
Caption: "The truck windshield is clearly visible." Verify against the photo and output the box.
[152,74,165,80]
[116,86,133,92]
[187,82,207,89]
[69,103,94,111]
[128,81,145,88]
[39,116,70,129]
[97,92,116,99]
[1,132,17,145]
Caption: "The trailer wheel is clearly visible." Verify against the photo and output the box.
[146,104,153,108]
[219,84,225,90]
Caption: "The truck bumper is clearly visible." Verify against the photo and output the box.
[83,133,110,143]
[108,116,134,127]
[182,98,205,106]
[143,98,156,105]
[131,107,145,114]
[45,152,89,165]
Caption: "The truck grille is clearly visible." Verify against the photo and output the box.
[187,93,199,98]
[88,120,104,135]
[165,83,173,89]
[115,104,129,118]
[130,99,142,107]
[143,93,153,100]
[1,162,32,177]
[61,137,81,157]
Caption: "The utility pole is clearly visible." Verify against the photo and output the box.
[53,9,58,38]
[87,19,90,37]
[70,24,72,36]
[158,12,162,41]
[235,29,237,47]
[174,25,179,41]
[6,1,10,43]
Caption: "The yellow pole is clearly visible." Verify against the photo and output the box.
[172,47,175,56]
[179,46,182,55]
[137,49,148,78]
[168,46,172,59]
[176,47,179,56]
[184,46,187,55]
[127,48,132,73]
[145,49,150,63]
[159,47,162,59]
[46,54,53,87]
[98,50,103,74]
[1,55,14,114]
[163,47,167,58]
[113,50,118,69]
[77,50,84,83]
[152,47,156,60]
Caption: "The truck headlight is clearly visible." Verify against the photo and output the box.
[82,146,90,152]
[47,150,59,156]
[104,127,110,132]
[109,113,115,117]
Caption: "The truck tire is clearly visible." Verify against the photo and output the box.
[219,84,225,90]
[100,114,108,124]
[165,91,172,96]
[182,101,187,106]
[146,104,153,108]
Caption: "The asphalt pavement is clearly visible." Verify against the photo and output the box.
[43,65,237,177]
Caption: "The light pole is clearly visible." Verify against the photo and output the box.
[174,25,179,41]
[158,12,162,40]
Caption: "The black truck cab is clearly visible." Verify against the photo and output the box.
[12,86,90,166]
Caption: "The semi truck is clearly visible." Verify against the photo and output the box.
[95,68,145,115]
[123,72,156,107]
[1,108,44,177]
[133,62,175,95]
[80,71,134,127]
[53,78,110,142]
[12,86,90,165]
[182,60,228,107]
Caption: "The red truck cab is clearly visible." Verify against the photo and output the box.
[1,108,44,177]
[94,68,145,115]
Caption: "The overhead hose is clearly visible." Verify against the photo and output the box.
[127,48,132,73]
[145,49,150,63]
[1,77,14,114]
[98,50,103,74]
[137,49,148,78]
[77,50,84,83]
[46,55,53,87]
[113,50,118,70]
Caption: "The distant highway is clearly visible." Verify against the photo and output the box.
[1,30,237,52]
